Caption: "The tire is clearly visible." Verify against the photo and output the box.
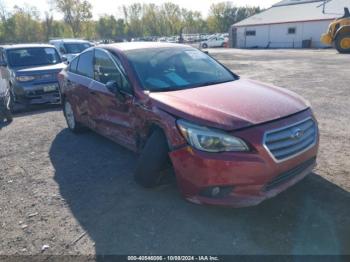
[335,33,350,54]
[63,99,85,133]
[134,128,170,188]
[4,110,12,123]
[202,43,208,49]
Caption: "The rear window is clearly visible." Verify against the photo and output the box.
[6,47,61,67]
[63,43,92,54]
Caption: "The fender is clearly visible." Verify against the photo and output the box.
[335,25,350,39]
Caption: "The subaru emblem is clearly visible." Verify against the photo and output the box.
[291,128,304,140]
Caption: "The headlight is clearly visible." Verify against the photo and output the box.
[177,119,249,153]
[16,76,35,82]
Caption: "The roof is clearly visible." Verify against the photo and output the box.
[1,43,55,50]
[100,42,190,52]
[49,39,91,43]
[273,0,323,7]
[233,0,350,27]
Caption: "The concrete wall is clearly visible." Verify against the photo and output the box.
[233,20,332,49]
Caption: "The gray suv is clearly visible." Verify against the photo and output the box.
[0,44,66,110]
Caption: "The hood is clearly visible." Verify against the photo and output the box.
[150,78,309,130]
[15,63,66,75]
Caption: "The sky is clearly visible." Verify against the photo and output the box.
[2,0,280,19]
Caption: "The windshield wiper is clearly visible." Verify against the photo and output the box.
[147,79,236,93]
[186,79,235,89]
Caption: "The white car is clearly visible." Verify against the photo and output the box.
[200,36,226,48]
[49,39,93,62]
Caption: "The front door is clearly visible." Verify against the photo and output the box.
[88,48,137,151]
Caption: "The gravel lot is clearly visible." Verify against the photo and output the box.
[0,49,349,256]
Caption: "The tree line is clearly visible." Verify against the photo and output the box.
[0,0,262,43]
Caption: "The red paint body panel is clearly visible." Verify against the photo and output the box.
[169,109,319,207]
[58,43,320,207]
[150,78,309,130]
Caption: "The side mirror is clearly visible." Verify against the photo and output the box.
[61,56,68,62]
[106,79,126,102]
[106,80,118,94]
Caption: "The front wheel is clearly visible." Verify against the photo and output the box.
[335,33,350,54]
[202,43,208,49]
[63,99,85,133]
[134,128,171,188]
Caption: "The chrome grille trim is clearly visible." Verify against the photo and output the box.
[263,117,317,163]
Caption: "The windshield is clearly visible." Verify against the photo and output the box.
[63,43,92,54]
[125,48,237,92]
[7,47,61,67]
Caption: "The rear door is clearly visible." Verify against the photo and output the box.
[65,50,94,125]
[88,48,137,151]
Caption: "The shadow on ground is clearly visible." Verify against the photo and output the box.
[13,104,61,117]
[50,129,350,255]
[1,105,60,129]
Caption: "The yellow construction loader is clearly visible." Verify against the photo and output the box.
[321,7,350,53]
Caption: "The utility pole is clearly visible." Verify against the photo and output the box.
[321,0,334,14]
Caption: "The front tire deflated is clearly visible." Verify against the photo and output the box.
[134,128,171,188]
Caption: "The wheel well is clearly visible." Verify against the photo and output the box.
[336,25,350,39]
[146,123,173,170]
[140,123,171,151]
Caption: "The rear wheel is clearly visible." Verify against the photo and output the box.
[335,33,350,54]
[134,128,171,188]
[63,99,85,133]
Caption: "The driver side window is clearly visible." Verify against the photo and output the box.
[94,49,130,93]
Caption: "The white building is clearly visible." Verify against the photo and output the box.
[230,0,350,48]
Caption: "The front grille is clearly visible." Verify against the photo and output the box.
[264,157,316,192]
[27,90,59,96]
[264,118,317,162]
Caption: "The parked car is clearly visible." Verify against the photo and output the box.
[200,36,226,48]
[0,44,66,110]
[50,39,93,62]
[58,42,319,207]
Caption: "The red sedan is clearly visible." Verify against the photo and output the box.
[58,42,319,207]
